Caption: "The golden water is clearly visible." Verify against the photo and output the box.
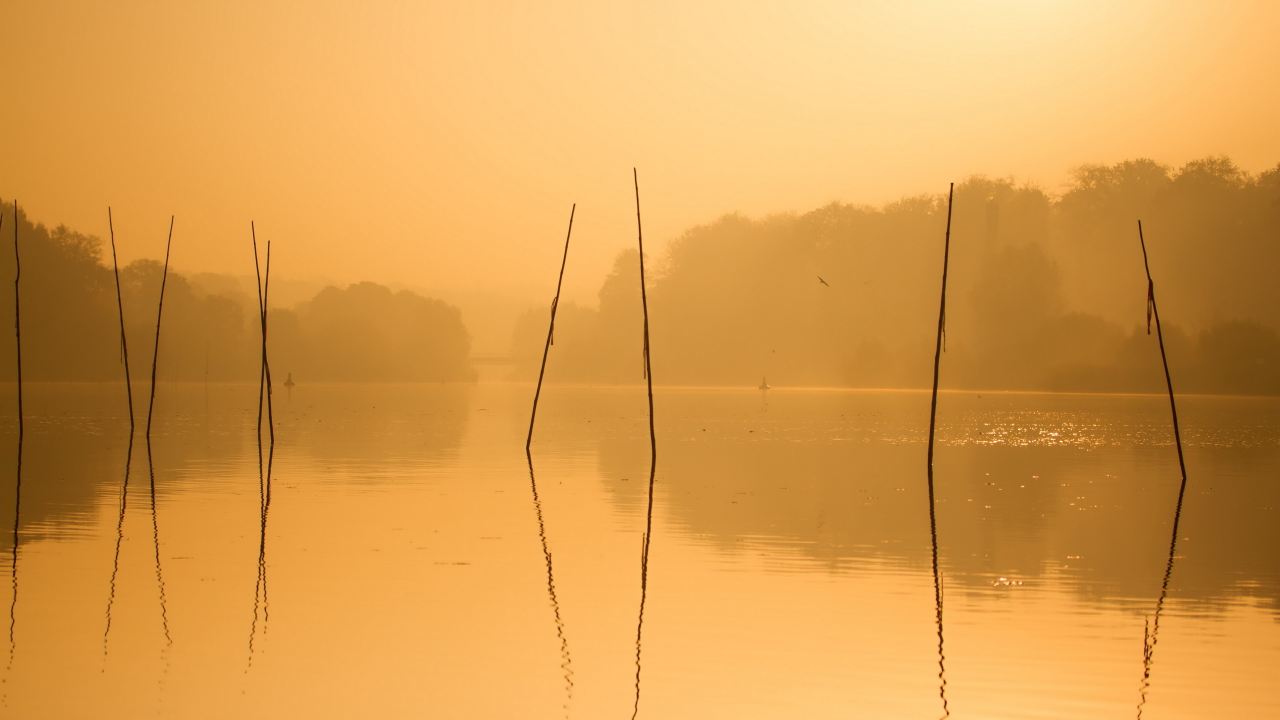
[0,383,1275,719]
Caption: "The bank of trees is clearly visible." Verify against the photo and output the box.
[512,156,1280,395]
[0,201,475,384]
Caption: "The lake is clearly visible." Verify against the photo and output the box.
[0,382,1275,719]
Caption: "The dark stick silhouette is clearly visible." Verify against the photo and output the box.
[1137,221,1187,483]
[525,454,573,713]
[263,242,274,443]
[103,434,135,661]
[145,440,171,651]
[11,205,21,437]
[107,208,135,432]
[1135,220,1189,719]
[252,226,274,444]
[144,216,174,439]
[631,168,658,720]
[525,204,576,452]
[926,183,954,720]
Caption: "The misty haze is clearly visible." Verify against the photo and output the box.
[2,2,1277,719]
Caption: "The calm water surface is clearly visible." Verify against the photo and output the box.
[0,382,1275,719]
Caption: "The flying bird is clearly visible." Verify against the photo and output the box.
[817,276,830,287]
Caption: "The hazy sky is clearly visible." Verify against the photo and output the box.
[3,0,1277,305]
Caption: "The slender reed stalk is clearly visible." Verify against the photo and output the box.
[144,217,174,439]
[108,208,135,432]
[526,204,576,451]
[631,168,657,720]
[1135,220,1188,719]
[926,183,954,719]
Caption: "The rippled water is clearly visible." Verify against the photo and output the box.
[0,383,1275,719]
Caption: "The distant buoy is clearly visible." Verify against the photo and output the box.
[758,376,771,391]
[283,372,295,388]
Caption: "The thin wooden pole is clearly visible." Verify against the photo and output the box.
[108,208,135,433]
[252,225,274,444]
[252,224,265,438]
[263,241,274,444]
[927,183,954,473]
[1135,220,1188,719]
[631,168,657,720]
[636,173,655,458]
[926,183,954,720]
[526,204,576,452]
[144,217,174,439]
[12,202,21,438]
[1137,221,1187,483]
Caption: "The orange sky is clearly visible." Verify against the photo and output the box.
[3,0,1277,306]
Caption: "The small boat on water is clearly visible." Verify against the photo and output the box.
[758,376,771,391]
[283,373,295,388]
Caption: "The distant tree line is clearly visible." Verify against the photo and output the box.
[0,201,475,384]
[512,156,1280,395]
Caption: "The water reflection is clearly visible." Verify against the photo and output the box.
[1137,436,1191,718]
[102,434,134,660]
[146,440,171,653]
[525,453,572,713]
[586,390,1279,611]
[6,426,20,681]
[927,442,949,719]
[247,441,273,669]
[0,384,1273,719]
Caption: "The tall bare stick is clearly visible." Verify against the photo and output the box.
[630,168,657,720]
[1135,220,1188,719]
[263,241,274,444]
[926,183,954,719]
[11,203,21,437]
[1138,221,1186,483]
[526,204,576,451]
[252,225,274,444]
[108,208,135,432]
[144,216,174,439]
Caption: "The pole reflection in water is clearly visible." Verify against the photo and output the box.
[7,200,21,694]
[927,472,949,719]
[1137,481,1187,719]
[5,430,20,689]
[146,441,172,654]
[1135,220,1189,718]
[525,453,572,713]
[631,168,658,720]
[924,183,954,719]
[247,439,274,669]
[102,434,135,661]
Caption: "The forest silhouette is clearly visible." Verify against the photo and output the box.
[1,155,1277,394]
[0,203,475,384]
[512,156,1280,395]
